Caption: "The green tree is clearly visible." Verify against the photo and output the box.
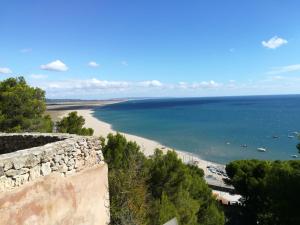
[155,192,178,225]
[148,149,224,225]
[102,134,224,225]
[102,133,149,225]
[56,111,94,135]
[0,76,53,132]
[226,160,300,225]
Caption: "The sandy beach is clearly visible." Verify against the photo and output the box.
[47,102,229,188]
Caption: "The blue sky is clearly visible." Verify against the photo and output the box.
[1,0,300,99]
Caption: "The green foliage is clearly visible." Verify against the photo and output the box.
[102,133,149,225]
[56,111,94,136]
[102,133,224,225]
[226,160,300,225]
[0,76,53,132]
[148,149,224,225]
[155,192,179,225]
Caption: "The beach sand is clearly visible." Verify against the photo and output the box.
[47,101,238,202]
[49,107,227,185]
[47,105,238,201]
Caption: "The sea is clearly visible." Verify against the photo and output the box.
[93,95,300,164]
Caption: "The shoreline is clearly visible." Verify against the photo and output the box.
[48,105,230,188]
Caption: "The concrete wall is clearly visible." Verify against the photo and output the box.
[0,133,110,225]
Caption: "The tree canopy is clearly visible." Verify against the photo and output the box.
[102,133,149,225]
[102,133,224,225]
[56,111,94,136]
[226,159,300,225]
[0,76,53,132]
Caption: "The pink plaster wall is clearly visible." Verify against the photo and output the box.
[0,164,109,225]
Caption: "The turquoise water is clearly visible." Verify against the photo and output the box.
[93,95,300,164]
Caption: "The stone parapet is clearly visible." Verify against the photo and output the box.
[0,133,103,192]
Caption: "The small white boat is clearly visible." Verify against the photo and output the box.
[288,135,295,139]
[291,155,298,158]
[257,147,267,152]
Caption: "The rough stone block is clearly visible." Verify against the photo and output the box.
[67,159,75,167]
[25,155,40,168]
[57,149,64,155]
[51,166,58,171]
[4,160,13,171]
[0,176,14,191]
[41,151,53,163]
[54,154,62,163]
[6,168,29,177]
[14,173,29,186]
[29,165,41,181]
[41,162,51,176]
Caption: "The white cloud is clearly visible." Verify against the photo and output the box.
[33,76,300,98]
[44,79,165,91]
[42,79,225,93]
[195,80,221,88]
[121,61,128,66]
[40,60,68,72]
[267,64,300,74]
[0,67,12,74]
[20,48,32,53]
[30,74,48,79]
[45,79,129,90]
[178,82,188,89]
[177,80,222,89]
[262,36,287,49]
[88,61,99,67]
[138,80,163,87]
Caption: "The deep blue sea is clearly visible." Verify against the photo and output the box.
[93,95,300,164]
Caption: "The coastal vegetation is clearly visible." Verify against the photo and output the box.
[56,111,94,136]
[1,76,300,225]
[226,159,300,225]
[0,77,53,132]
[102,133,224,225]
[0,76,94,136]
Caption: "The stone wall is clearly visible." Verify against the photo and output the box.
[0,133,109,225]
[0,133,103,192]
[0,133,64,154]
